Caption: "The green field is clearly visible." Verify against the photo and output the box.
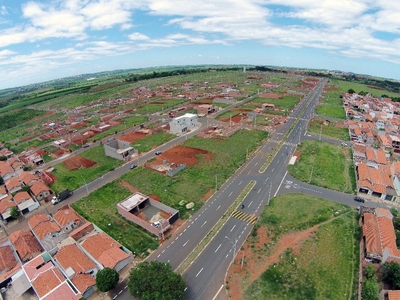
[71,180,158,257]
[132,131,176,154]
[315,105,346,119]
[336,80,400,98]
[50,145,123,193]
[288,140,356,193]
[308,119,349,140]
[252,95,301,110]
[243,194,359,300]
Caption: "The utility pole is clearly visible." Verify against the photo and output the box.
[80,175,89,196]
[215,174,218,191]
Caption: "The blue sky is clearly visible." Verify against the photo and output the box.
[0,0,400,89]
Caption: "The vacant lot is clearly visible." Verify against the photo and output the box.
[51,145,122,193]
[252,95,301,110]
[315,105,346,119]
[308,119,349,141]
[288,140,356,193]
[226,193,359,300]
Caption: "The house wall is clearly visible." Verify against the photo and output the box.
[169,115,198,134]
[393,176,400,196]
[2,172,14,181]
[26,201,40,213]
[117,204,159,235]
[104,143,123,160]
[70,223,94,241]
[148,199,179,225]
[34,190,50,201]
[114,256,132,273]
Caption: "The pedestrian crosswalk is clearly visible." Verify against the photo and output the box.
[231,210,258,225]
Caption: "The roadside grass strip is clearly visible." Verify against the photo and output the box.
[175,180,257,275]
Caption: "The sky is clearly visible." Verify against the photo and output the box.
[0,0,400,90]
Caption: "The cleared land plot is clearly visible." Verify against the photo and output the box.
[71,180,158,257]
[308,119,349,140]
[50,145,122,193]
[288,140,356,193]
[226,193,358,300]
[63,156,97,170]
[315,105,346,119]
[145,145,212,173]
[118,131,149,143]
[124,130,268,218]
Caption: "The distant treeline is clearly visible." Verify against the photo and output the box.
[124,67,242,82]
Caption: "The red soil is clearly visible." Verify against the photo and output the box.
[63,155,96,170]
[117,131,149,143]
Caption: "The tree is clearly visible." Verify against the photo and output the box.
[348,88,355,94]
[361,279,379,300]
[128,261,185,300]
[364,264,376,280]
[96,267,119,292]
[9,207,19,219]
[383,261,400,289]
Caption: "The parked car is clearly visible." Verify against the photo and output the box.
[130,164,137,169]
[341,142,348,146]
[354,196,365,203]
[155,151,162,155]
[83,144,89,148]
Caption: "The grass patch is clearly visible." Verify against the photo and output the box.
[308,119,349,140]
[50,145,122,193]
[71,180,158,256]
[134,99,186,114]
[243,194,358,300]
[132,131,176,154]
[315,105,346,119]
[288,140,355,193]
[252,95,301,110]
[336,79,400,98]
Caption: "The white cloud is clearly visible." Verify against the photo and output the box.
[1,5,8,16]
[128,32,150,40]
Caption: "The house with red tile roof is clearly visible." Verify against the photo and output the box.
[19,171,38,186]
[5,177,22,194]
[9,229,42,262]
[30,181,53,202]
[0,243,21,288]
[0,161,15,181]
[389,134,400,153]
[357,162,393,199]
[362,208,400,264]
[54,243,97,297]
[28,214,63,252]
[53,205,84,233]
[23,254,81,300]
[13,191,39,215]
[387,290,400,300]
[0,194,16,221]
[81,232,132,272]
[0,186,7,201]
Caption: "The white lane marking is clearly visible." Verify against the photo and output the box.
[162,250,165,253]
[258,189,261,194]
[215,244,222,253]
[113,296,117,299]
[212,285,225,300]
[239,181,242,185]
[183,240,189,247]
[230,225,236,232]
[201,221,207,228]
[167,260,170,263]
[274,170,288,197]
[247,170,251,175]
[229,192,233,197]
[184,287,188,292]
[216,205,221,211]
[118,290,123,295]
[255,162,258,166]
[196,268,204,277]
[249,200,253,207]
[271,168,275,172]
[157,254,160,258]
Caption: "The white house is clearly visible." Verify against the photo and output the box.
[169,113,198,134]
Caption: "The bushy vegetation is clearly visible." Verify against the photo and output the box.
[0,109,45,132]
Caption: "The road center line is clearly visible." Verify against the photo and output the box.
[257,189,261,194]
[196,268,204,277]
[230,224,236,232]
[229,192,233,197]
[201,221,207,228]
[216,205,221,211]
[239,181,242,185]
[249,200,253,207]
[215,244,222,253]
[183,240,189,247]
